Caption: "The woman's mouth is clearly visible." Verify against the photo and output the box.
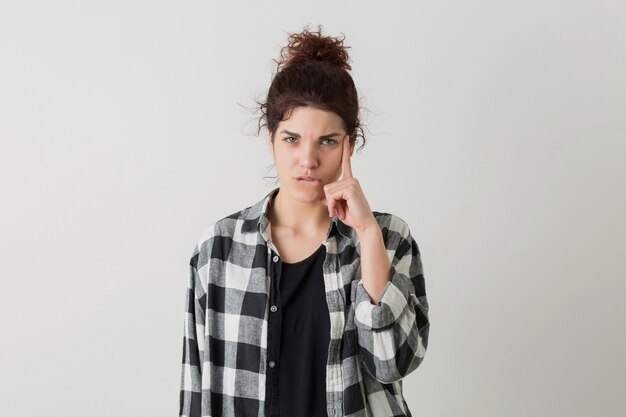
[295,177,320,183]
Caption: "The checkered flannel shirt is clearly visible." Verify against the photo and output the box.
[180,187,430,416]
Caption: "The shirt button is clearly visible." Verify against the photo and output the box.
[269,360,276,368]
[273,255,279,262]
[270,305,278,312]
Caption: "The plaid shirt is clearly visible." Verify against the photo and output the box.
[179,187,430,417]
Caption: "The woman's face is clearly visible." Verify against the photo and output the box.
[269,106,354,205]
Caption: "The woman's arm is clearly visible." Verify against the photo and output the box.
[357,221,392,305]
[179,249,206,417]
[352,214,430,384]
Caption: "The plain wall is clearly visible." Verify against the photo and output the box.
[1,1,624,416]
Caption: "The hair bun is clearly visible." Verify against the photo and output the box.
[275,24,352,72]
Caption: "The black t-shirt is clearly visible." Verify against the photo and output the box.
[277,243,331,417]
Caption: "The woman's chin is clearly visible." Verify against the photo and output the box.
[289,184,324,203]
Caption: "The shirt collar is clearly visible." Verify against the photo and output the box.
[240,186,355,242]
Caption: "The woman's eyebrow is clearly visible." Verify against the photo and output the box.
[280,130,342,139]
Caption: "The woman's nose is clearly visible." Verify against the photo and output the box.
[299,142,319,168]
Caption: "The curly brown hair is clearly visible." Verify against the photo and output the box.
[255,24,367,154]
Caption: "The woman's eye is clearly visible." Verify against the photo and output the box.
[283,137,336,145]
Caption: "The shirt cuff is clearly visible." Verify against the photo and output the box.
[353,266,412,331]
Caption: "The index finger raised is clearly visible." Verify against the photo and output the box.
[341,135,353,180]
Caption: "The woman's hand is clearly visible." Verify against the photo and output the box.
[317,136,378,235]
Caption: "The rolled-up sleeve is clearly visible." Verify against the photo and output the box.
[352,215,430,384]
[179,248,207,417]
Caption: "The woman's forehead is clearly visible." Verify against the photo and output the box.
[277,108,344,132]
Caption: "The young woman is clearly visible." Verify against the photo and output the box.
[180,25,430,417]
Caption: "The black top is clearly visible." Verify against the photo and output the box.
[265,242,331,417]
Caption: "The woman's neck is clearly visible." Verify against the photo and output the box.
[269,188,331,234]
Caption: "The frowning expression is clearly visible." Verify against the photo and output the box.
[268,106,354,203]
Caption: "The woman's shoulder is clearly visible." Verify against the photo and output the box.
[369,211,421,262]
[192,202,259,252]
[371,210,412,238]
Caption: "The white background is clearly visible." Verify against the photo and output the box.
[1,1,625,416]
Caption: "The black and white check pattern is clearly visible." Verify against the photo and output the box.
[180,186,430,417]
